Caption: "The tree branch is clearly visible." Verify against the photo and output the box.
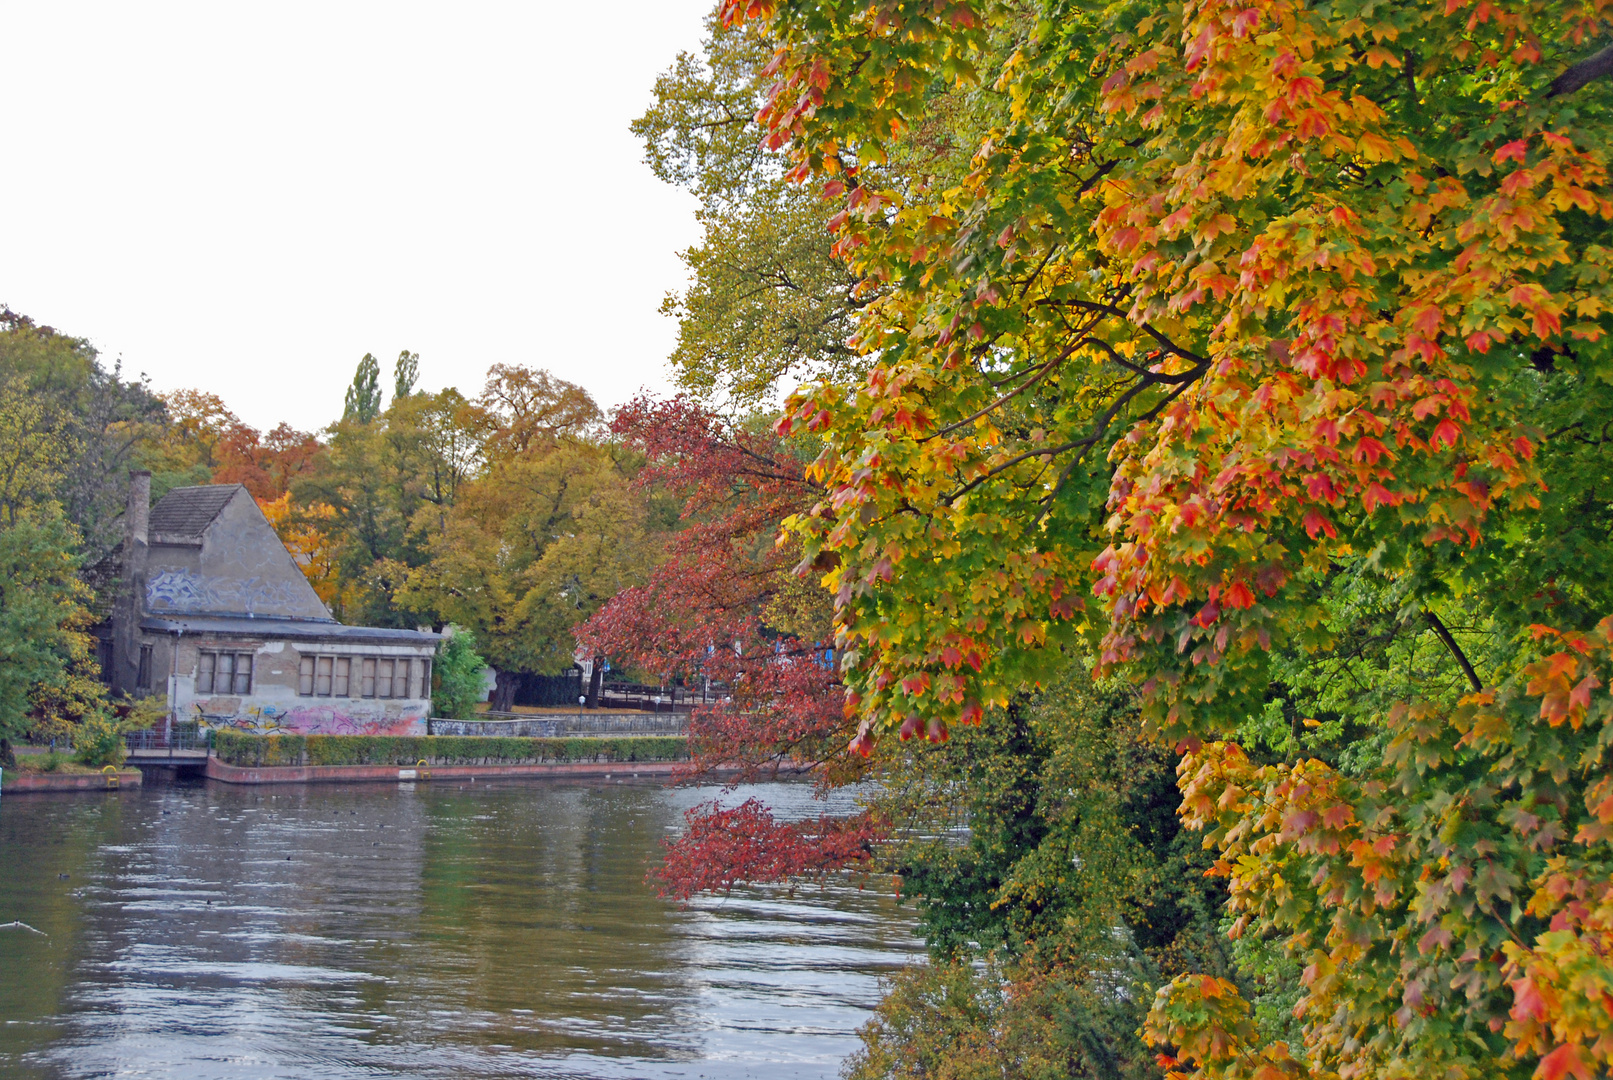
[933,340,1083,437]
[1548,43,1613,97]
[1426,610,1482,692]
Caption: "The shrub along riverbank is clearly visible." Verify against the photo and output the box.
[211,731,688,768]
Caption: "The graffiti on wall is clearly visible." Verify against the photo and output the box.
[189,698,426,736]
[147,568,310,615]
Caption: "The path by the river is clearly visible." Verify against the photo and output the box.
[0,773,920,1079]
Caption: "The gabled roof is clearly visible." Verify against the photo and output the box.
[148,484,243,541]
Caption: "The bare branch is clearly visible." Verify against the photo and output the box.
[933,340,1083,437]
[1426,610,1483,692]
[1548,43,1613,97]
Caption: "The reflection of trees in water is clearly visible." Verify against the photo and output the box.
[0,790,128,1068]
[0,778,918,1075]
[404,782,694,1058]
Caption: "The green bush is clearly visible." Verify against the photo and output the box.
[211,730,687,768]
[432,627,487,721]
[72,712,127,768]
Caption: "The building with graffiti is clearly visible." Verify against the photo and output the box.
[102,473,438,736]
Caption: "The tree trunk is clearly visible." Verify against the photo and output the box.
[586,655,604,709]
[0,738,13,769]
[489,669,522,713]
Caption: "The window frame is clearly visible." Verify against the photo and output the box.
[196,649,254,695]
[295,652,429,699]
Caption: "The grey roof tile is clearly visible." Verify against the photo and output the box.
[148,485,242,539]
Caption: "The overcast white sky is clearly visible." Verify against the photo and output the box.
[0,1,715,433]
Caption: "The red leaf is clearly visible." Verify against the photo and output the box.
[1303,509,1338,539]
[1413,305,1444,336]
[1511,977,1549,1022]
[1494,139,1530,165]
[1536,1044,1591,1080]
[1363,482,1399,511]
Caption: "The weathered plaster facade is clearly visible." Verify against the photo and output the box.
[107,476,438,736]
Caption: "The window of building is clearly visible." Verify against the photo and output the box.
[197,650,253,694]
[298,655,424,699]
[136,644,154,693]
[298,656,354,697]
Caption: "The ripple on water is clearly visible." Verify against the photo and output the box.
[0,777,920,1079]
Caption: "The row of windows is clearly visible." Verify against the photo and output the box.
[298,655,430,700]
[197,651,254,694]
[190,650,429,699]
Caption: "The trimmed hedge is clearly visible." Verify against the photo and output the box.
[211,731,688,768]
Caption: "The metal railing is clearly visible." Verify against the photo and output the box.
[597,682,714,712]
[124,725,207,753]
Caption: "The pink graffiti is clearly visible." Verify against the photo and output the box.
[277,705,426,736]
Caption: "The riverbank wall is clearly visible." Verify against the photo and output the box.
[435,713,688,737]
[2,768,143,793]
[205,757,682,785]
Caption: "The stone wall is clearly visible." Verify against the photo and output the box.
[432,713,690,737]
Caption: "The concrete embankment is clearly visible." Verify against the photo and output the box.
[2,768,143,793]
[205,757,682,785]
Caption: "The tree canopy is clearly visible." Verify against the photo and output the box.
[614,0,1613,1077]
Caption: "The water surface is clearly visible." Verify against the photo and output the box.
[0,773,918,1078]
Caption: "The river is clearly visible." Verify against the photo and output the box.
[0,773,920,1079]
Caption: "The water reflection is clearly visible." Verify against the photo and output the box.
[0,775,917,1079]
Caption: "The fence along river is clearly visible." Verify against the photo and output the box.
[0,774,919,1079]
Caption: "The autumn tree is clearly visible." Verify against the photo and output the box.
[384,387,487,540]
[292,413,414,625]
[635,18,871,406]
[477,364,601,460]
[707,0,1613,1077]
[0,310,161,764]
[145,390,324,501]
[378,368,664,710]
[0,308,164,562]
[401,438,662,710]
[581,397,851,786]
[0,508,99,767]
[258,494,346,609]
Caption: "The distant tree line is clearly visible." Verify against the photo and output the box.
[0,307,675,762]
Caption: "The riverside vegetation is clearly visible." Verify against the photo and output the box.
[586,0,1613,1078]
[210,732,688,768]
[2,0,1610,1077]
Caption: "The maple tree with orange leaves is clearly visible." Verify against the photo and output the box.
[694,0,1613,1075]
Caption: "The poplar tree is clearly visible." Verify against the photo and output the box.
[342,353,382,423]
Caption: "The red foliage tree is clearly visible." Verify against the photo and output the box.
[579,396,881,895]
[214,422,323,500]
